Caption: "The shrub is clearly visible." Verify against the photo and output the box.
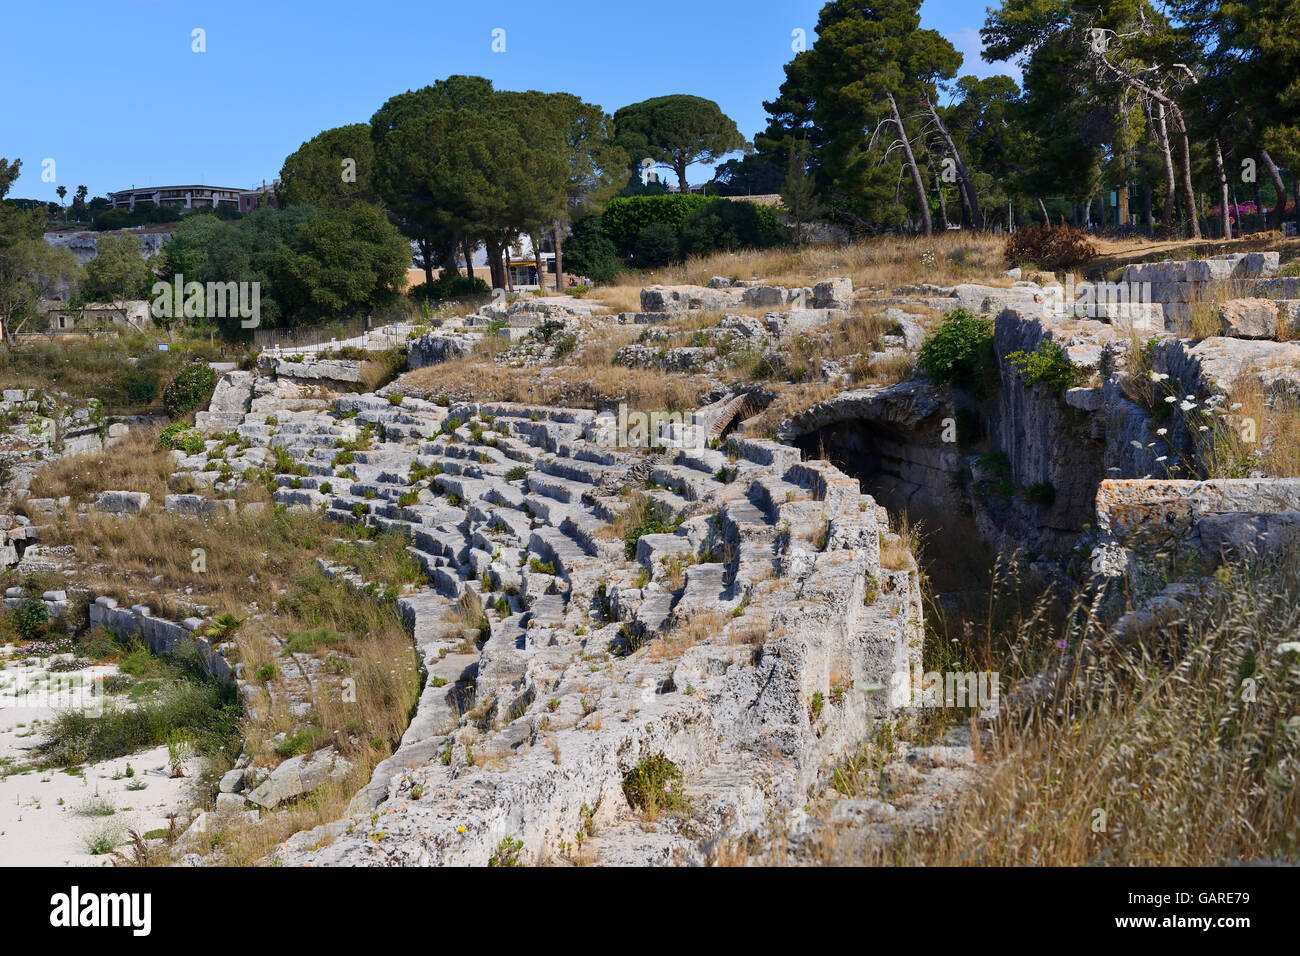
[621,498,678,559]
[601,194,715,254]
[918,309,997,395]
[1003,223,1098,272]
[9,600,49,641]
[562,216,619,284]
[679,198,785,257]
[488,836,525,867]
[410,271,491,303]
[634,222,680,268]
[504,465,529,482]
[123,369,159,406]
[159,422,207,454]
[622,752,686,812]
[162,361,218,420]
[1004,340,1088,391]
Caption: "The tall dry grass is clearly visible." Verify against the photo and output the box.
[590,233,1005,300]
[814,554,1300,866]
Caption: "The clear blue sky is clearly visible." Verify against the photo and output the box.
[3,0,1016,202]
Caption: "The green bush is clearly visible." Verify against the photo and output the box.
[918,309,997,396]
[159,422,207,455]
[411,271,491,303]
[9,600,49,641]
[162,360,218,419]
[679,198,784,256]
[562,216,619,284]
[123,369,159,406]
[622,752,686,812]
[634,222,680,268]
[601,194,715,254]
[1004,340,1088,391]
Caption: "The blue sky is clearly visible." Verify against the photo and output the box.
[3,0,1017,202]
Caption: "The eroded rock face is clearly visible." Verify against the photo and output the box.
[1219,298,1280,339]
[408,331,475,369]
[246,746,353,809]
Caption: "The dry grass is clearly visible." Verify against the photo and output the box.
[32,497,422,866]
[590,233,1005,297]
[742,383,839,438]
[28,427,174,503]
[875,559,1300,866]
[1204,377,1300,478]
[650,610,725,661]
[1189,276,1253,340]
[400,354,709,413]
[879,514,921,572]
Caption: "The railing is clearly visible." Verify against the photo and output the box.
[253,317,370,350]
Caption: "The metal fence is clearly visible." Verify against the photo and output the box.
[253,316,370,351]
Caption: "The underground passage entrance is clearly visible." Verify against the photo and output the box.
[791,418,993,598]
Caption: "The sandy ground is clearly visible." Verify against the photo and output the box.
[0,647,199,866]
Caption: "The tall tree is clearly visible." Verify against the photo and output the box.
[534,92,626,288]
[613,95,745,193]
[758,0,963,236]
[277,124,384,210]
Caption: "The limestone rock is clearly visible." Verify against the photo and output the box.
[246,746,353,809]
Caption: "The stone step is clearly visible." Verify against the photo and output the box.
[526,471,590,504]
[676,563,731,614]
[648,464,711,502]
[534,456,614,486]
[528,527,589,577]
[676,447,729,477]
[748,475,808,522]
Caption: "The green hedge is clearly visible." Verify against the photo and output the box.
[601,195,718,254]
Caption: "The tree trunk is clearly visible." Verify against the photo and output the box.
[1143,183,1154,235]
[922,94,982,229]
[1173,112,1202,239]
[416,238,435,287]
[933,170,949,228]
[887,92,931,237]
[1083,196,1093,228]
[1149,102,1180,234]
[674,156,689,194]
[485,236,503,289]
[1037,197,1049,225]
[1262,149,1287,232]
[462,237,475,280]
[531,231,545,290]
[1213,138,1232,240]
[552,221,565,290]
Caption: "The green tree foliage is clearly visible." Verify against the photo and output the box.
[614,95,746,193]
[561,216,618,284]
[277,123,382,210]
[758,0,962,233]
[917,309,998,395]
[370,76,575,289]
[157,205,408,330]
[0,160,82,339]
[634,222,680,268]
[162,360,218,419]
[82,234,154,302]
[709,153,786,196]
[600,194,716,255]
[679,199,785,257]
